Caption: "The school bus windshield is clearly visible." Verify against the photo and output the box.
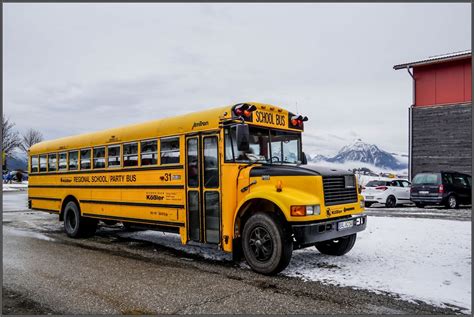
[224,126,301,164]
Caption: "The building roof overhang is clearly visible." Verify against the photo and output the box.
[393,50,471,70]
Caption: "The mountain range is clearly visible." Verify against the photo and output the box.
[5,156,28,171]
[306,139,408,172]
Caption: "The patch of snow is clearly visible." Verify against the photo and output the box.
[118,230,232,262]
[284,217,471,313]
[2,182,28,192]
[4,227,55,241]
[118,217,471,313]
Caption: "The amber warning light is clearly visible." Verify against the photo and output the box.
[233,103,257,118]
[290,114,308,128]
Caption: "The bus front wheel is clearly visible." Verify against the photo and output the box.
[242,212,293,275]
[63,201,97,238]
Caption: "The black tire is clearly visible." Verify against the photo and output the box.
[415,202,425,208]
[385,195,396,208]
[242,212,293,275]
[315,233,357,256]
[446,195,458,209]
[63,201,97,238]
[364,202,373,208]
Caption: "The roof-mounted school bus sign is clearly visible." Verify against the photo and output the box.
[28,102,366,275]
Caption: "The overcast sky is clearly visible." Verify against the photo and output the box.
[3,3,471,156]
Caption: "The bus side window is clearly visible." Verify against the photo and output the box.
[93,147,106,169]
[123,142,138,167]
[69,151,79,170]
[48,153,57,172]
[161,137,180,165]
[80,149,91,170]
[39,155,47,172]
[108,145,121,168]
[141,140,157,166]
[58,152,67,171]
[31,156,39,173]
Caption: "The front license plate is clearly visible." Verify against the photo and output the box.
[338,220,354,231]
[366,196,374,199]
[419,191,429,195]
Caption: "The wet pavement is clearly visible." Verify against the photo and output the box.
[2,192,470,314]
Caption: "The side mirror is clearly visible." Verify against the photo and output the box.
[236,124,250,151]
[301,152,308,165]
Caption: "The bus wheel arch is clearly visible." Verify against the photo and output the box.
[235,198,288,237]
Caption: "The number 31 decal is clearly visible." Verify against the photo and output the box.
[161,173,172,181]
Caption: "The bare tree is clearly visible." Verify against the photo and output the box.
[19,128,44,153]
[2,115,21,158]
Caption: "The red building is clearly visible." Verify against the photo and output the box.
[394,51,472,179]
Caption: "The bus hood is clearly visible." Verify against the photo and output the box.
[249,165,353,177]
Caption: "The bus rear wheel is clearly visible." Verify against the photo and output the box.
[63,201,97,238]
[242,212,292,275]
[315,233,357,256]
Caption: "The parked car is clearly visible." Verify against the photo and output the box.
[2,170,28,183]
[410,171,471,209]
[361,179,411,208]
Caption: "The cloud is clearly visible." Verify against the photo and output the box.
[3,3,470,154]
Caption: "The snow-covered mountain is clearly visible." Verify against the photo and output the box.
[307,139,408,172]
[307,154,328,162]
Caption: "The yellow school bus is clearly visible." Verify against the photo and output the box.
[28,102,367,274]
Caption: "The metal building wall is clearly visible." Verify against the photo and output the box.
[413,58,471,107]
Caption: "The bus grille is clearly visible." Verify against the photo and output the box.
[322,176,358,206]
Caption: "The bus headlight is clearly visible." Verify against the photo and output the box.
[360,199,365,208]
[306,205,320,215]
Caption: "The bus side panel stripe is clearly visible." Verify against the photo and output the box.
[29,197,62,201]
[32,208,60,213]
[82,213,184,227]
[81,200,184,209]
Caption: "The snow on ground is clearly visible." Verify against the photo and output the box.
[2,181,28,192]
[3,192,470,312]
[118,217,471,313]
[2,192,29,212]
[118,230,232,262]
[286,217,471,313]
[3,226,55,242]
[306,161,407,177]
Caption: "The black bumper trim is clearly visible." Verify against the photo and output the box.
[292,214,367,248]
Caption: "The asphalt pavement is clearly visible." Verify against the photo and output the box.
[2,191,469,314]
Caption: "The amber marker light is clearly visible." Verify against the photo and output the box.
[276,180,283,192]
[291,206,306,216]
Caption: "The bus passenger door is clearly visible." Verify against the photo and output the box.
[185,134,221,244]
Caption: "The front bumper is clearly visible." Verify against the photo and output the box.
[291,214,367,249]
